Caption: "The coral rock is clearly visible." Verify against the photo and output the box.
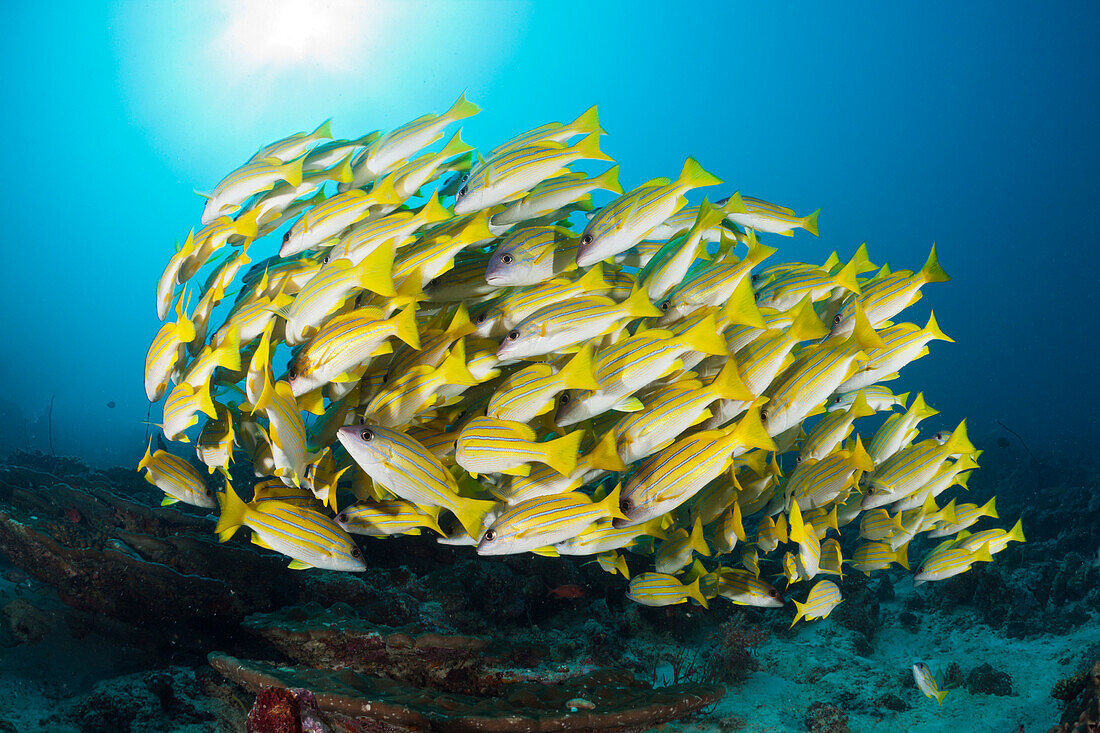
[248,687,303,733]
[211,652,724,733]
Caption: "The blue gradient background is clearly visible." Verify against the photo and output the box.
[1,1,1096,465]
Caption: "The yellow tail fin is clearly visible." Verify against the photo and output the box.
[390,305,421,349]
[622,286,662,318]
[541,430,583,476]
[356,239,397,297]
[438,129,474,159]
[786,296,829,342]
[281,156,304,188]
[438,339,478,387]
[924,310,953,343]
[920,243,951,284]
[943,420,976,456]
[446,91,481,120]
[728,406,777,453]
[601,483,629,522]
[801,209,820,236]
[676,157,722,189]
[558,343,599,391]
[586,431,626,472]
[451,497,497,540]
[690,516,711,557]
[417,191,453,227]
[593,164,622,195]
[709,359,755,401]
[570,131,614,163]
[214,481,248,542]
[980,495,998,519]
[570,104,604,136]
[720,276,766,328]
[680,313,729,356]
[685,577,710,609]
[1008,518,1025,544]
[576,263,611,292]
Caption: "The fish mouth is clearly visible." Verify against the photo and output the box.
[575,247,601,268]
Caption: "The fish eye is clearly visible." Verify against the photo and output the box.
[381,374,388,383]
[620,498,632,513]
[768,589,778,597]
[507,330,520,340]
[833,314,841,325]
[483,529,496,542]
[338,513,348,522]
[475,313,486,324]
[322,256,330,265]
[459,185,468,198]
[795,455,802,463]
[282,230,291,243]
[581,234,593,245]
[660,301,669,312]
[288,366,298,380]
[760,407,768,421]
[500,253,513,264]
[351,547,361,558]
[559,393,570,405]
[360,429,374,441]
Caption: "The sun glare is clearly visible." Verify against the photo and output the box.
[215,0,374,74]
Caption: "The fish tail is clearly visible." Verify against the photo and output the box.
[281,156,304,188]
[439,129,473,158]
[801,209,820,236]
[570,131,613,163]
[720,276,766,328]
[981,495,998,519]
[680,314,729,356]
[138,438,154,473]
[332,152,355,184]
[541,430,583,476]
[710,359,754,401]
[213,329,242,373]
[894,541,910,570]
[311,118,333,140]
[676,157,722,190]
[174,291,197,343]
[788,502,808,544]
[833,254,863,295]
[934,689,948,705]
[570,104,604,136]
[576,263,611,292]
[558,343,599,391]
[847,391,877,420]
[390,305,421,349]
[790,600,806,628]
[920,243,951,283]
[451,497,496,540]
[924,310,953,343]
[214,481,247,542]
[368,172,404,208]
[586,431,626,472]
[593,164,622,195]
[943,420,976,456]
[615,552,630,579]
[721,191,748,215]
[729,406,777,453]
[438,339,478,387]
[622,286,662,318]
[783,298,826,345]
[445,91,480,120]
[232,207,262,239]
[602,483,629,521]
[908,392,937,421]
[445,303,474,338]
[356,239,397,297]
[418,191,453,226]
[1008,518,1025,544]
[690,516,711,557]
[685,577,710,609]
[849,435,875,471]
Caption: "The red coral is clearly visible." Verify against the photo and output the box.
[247,687,303,733]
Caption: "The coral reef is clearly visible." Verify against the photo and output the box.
[213,652,724,732]
[965,662,1015,696]
[247,687,301,733]
[704,613,769,686]
[804,701,850,733]
[1048,658,1100,733]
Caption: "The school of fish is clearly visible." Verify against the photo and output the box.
[140,94,1022,624]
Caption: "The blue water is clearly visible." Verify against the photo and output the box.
[0,3,1098,731]
[0,1,1096,464]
